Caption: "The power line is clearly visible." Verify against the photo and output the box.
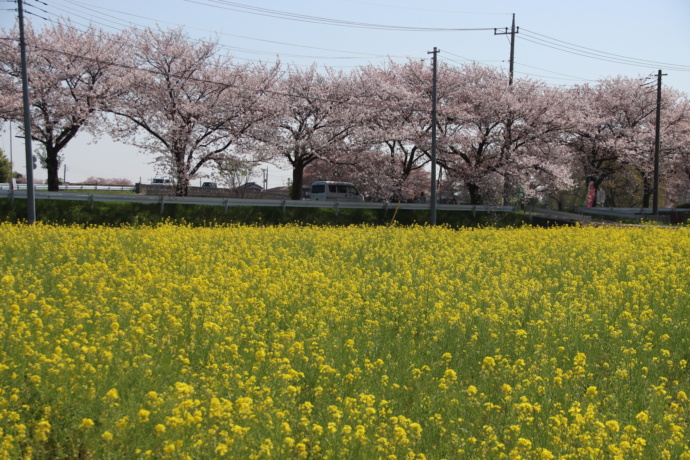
[342,0,511,17]
[20,0,432,69]
[521,28,690,70]
[185,0,498,32]
[56,0,392,58]
[513,62,596,83]
[519,28,690,72]
[12,0,689,89]
[441,50,503,64]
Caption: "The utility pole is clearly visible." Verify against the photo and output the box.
[17,0,36,223]
[428,47,439,226]
[495,14,520,205]
[262,167,268,191]
[9,122,14,189]
[653,69,666,215]
[494,14,519,85]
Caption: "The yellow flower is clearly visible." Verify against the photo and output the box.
[409,423,422,439]
[79,418,95,429]
[34,420,51,442]
[517,437,532,449]
[1,274,15,286]
[115,416,130,430]
[539,448,555,459]
[215,443,229,456]
[101,431,113,441]
[573,352,587,367]
[138,409,150,423]
[606,420,620,433]
[501,383,513,396]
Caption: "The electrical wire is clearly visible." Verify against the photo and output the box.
[20,0,431,69]
[9,0,690,89]
[521,28,690,70]
[519,28,690,72]
[342,0,511,17]
[57,0,389,58]
[512,62,596,83]
[186,0,498,32]
[442,50,504,65]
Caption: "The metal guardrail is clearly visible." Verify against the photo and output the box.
[576,207,690,223]
[10,189,676,224]
[0,183,135,192]
[0,190,520,215]
[525,206,592,223]
[577,206,690,214]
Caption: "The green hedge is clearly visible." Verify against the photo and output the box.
[0,197,530,227]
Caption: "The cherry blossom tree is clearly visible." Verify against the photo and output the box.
[562,79,638,206]
[499,84,575,204]
[253,64,362,200]
[657,91,690,206]
[432,64,504,204]
[353,59,472,201]
[436,63,571,205]
[83,176,133,186]
[355,61,432,182]
[214,155,256,194]
[636,86,690,207]
[107,27,279,196]
[563,76,690,207]
[0,21,122,191]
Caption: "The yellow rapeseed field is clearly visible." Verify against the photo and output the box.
[0,223,688,459]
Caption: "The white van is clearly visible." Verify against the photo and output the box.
[310,181,364,202]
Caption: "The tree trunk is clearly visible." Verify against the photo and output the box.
[173,152,190,196]
[641,174,652,208]
[290,162,305,201]
[175,176,190,196]
[45,147,61,192]
[467,182,482,205]
[502,174,513,206]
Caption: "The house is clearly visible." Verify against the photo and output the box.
[235,182,264,192]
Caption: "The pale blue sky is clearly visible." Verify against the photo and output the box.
[2,0,689,185]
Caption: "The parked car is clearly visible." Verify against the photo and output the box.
[309,181,364,202]
[201,182,218,188]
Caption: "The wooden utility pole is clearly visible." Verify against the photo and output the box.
[494,14,519,85]
[428,47,439,225]
[17,0,36,223]
[653,69,666,215]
